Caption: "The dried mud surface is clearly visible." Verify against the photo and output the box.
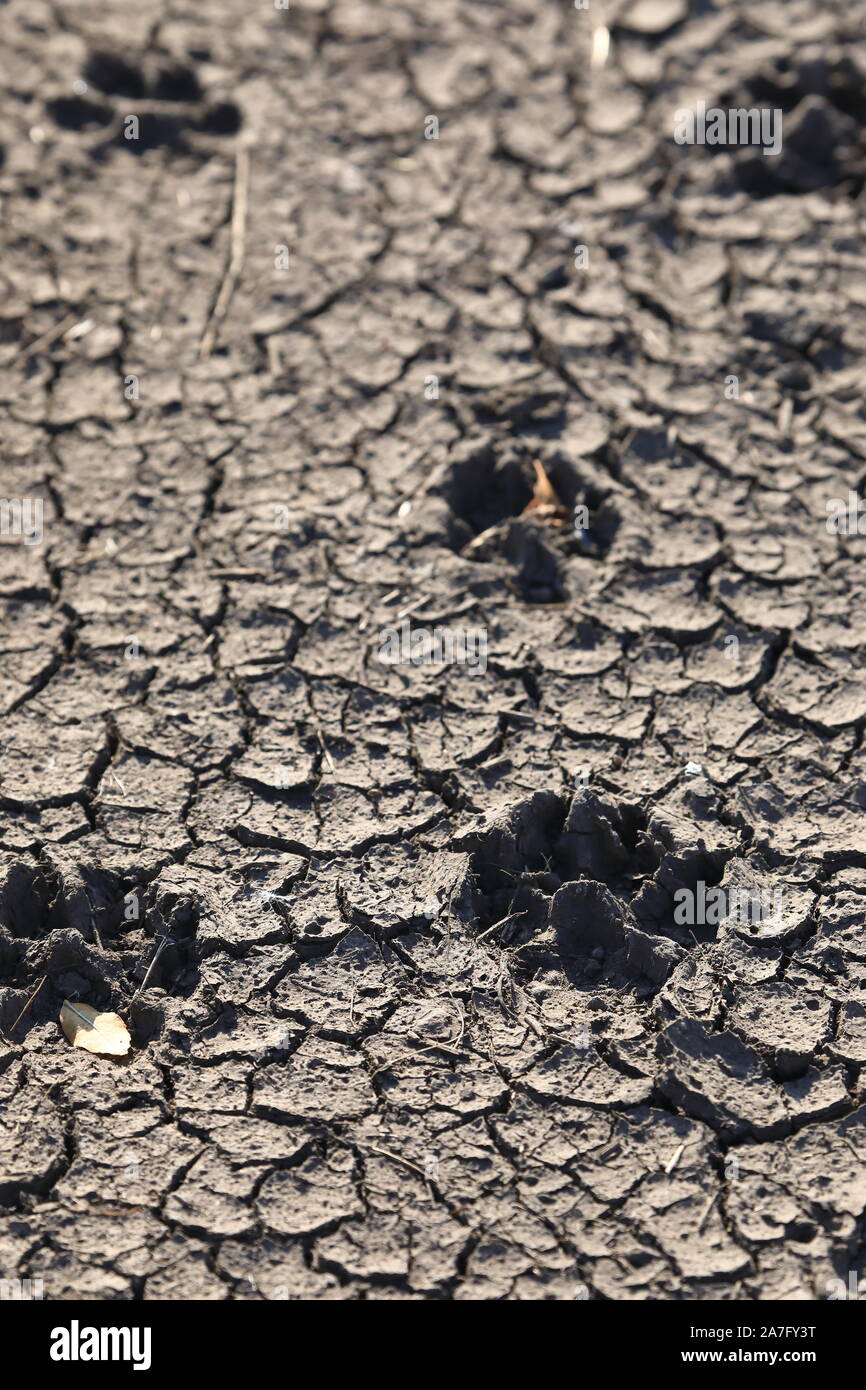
[1,0,866,1301]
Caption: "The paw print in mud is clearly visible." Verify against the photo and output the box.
[458,781,799,996]
[45,49,242,153]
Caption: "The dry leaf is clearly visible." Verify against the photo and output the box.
[522,461,568,520]
[60,1000,131,1057]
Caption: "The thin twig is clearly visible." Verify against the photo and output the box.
[348,976,356,1027]
[369,1040,472,1079]
[312,717,335,773]
[396,595,432,621]
[199,149,250,360]
[8,976,47,1034]
[132,934,174,1000]
[664,1143,685,1176]
[10,313,78,363]
[477,909,527,942]
[697,1190,719,1232]
[365,1146,430,1181]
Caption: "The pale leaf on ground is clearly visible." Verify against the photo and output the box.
[59,1000,131,1057]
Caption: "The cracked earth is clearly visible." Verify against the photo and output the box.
[1,0,866,1302]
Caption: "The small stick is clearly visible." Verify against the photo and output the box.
[11,313,78,363]
[477,909,527,941]
[664,1143,685,1176]
[369,1041,472,1078]
[697,1190,719,1232]
[132,934,174,1000]
[199,149,250,360]
[396,595,432,621]
[8,976,47,1034]
[312,718,335,773]
[365,1146,430,1181]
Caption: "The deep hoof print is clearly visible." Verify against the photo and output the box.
[438,443,535,540]
[692,56,866,197]
[0,859,198,1045]
[430,445,572,601]
[462,787,689,996]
